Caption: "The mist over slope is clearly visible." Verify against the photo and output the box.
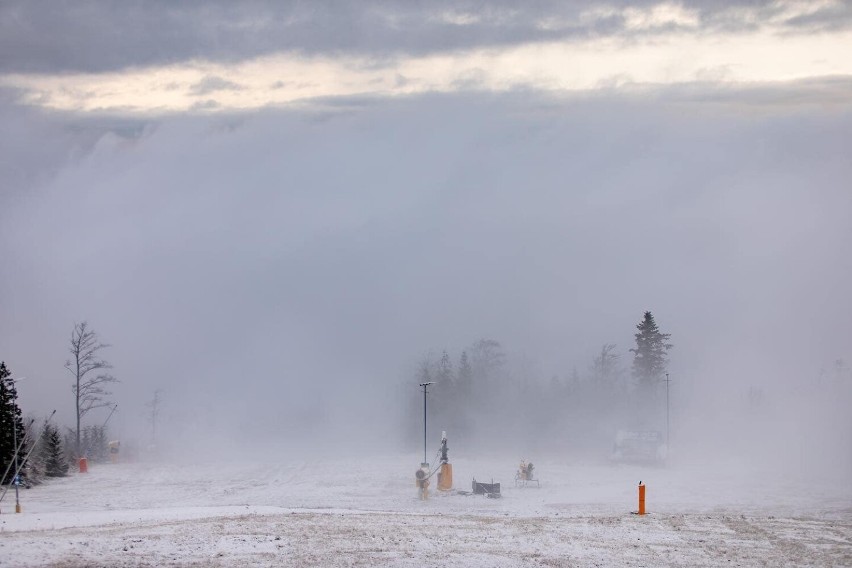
[1,92,850,475]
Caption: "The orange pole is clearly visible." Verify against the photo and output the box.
[638,483,646,515]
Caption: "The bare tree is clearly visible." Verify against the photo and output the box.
[65,322,118,456]
[591,344,621,388]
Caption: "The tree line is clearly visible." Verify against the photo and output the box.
[405,311,673,455]
[1,321,118,487]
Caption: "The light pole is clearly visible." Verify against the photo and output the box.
[9,377,26,514]
[419,382,434,466]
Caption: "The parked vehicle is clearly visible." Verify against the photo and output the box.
[611,430,667,464]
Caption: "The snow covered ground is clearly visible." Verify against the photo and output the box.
[1,453,850,567]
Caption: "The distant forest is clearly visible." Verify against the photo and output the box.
[405,312,673,456]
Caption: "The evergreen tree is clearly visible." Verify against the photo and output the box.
[40,424,69,477]
[80,427,92,460]
[437,351,454,388]
[469,339,505,384]
[90,425,108,463]
[568,367,581,393]
[0,362,27,485]
[79,425,109,462]
[63,429,77,461]
[457,351,472,396]
[629,311,672,393]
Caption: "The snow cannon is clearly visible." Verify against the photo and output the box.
[415,465,430,500]
[437,431,453,491]
[514,459,540,487]
[108,440,120,463]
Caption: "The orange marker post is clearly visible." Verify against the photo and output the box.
[78,457,88,473]
[638,482,646,515]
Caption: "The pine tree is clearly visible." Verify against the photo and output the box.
[629,311,672,394]
[568,367,581,392]
[90,426,108,463]
[63,429,77,460]
[0,362,27,485]
[437,351,454,388]
[469,339,505,383]
[41,424,69,477]
[79,425,109,462]
[457,351,472,396]
[80,427,92,460]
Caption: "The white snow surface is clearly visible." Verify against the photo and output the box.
[1,453,850,567]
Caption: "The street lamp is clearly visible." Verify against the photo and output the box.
[418,382,434,467]
[9,377,26,514]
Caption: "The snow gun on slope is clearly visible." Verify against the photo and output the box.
[415,431,454,499]
[514,459,539,488]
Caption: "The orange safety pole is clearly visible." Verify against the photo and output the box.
[638,483,646,515]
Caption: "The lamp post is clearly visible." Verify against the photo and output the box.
[418,382,434,466]
[9,377,26,514]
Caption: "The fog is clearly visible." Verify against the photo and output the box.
[2,88,850,480]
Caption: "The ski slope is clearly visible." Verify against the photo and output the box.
[1,454,850,567]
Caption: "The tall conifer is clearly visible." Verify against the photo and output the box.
[629,312,672,394]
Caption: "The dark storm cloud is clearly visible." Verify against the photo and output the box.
[2,1,849,74]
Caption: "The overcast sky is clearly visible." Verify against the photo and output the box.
[1,1,850,447]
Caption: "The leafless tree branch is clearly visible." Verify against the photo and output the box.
[66,321,119,456]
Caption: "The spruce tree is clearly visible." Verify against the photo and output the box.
[63,429,76,460]
[41,424,69,477]
[90,425,108,463]
[629,311,672,394]
[0,362,26,485]
[80,424,109,462]
[457,351,472,396]
[437,351,454,388]
[80,427,92,460]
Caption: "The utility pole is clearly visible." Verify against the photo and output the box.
[419,382,434,466]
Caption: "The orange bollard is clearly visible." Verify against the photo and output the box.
[78,457,88,473]
[638,483,646,515]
